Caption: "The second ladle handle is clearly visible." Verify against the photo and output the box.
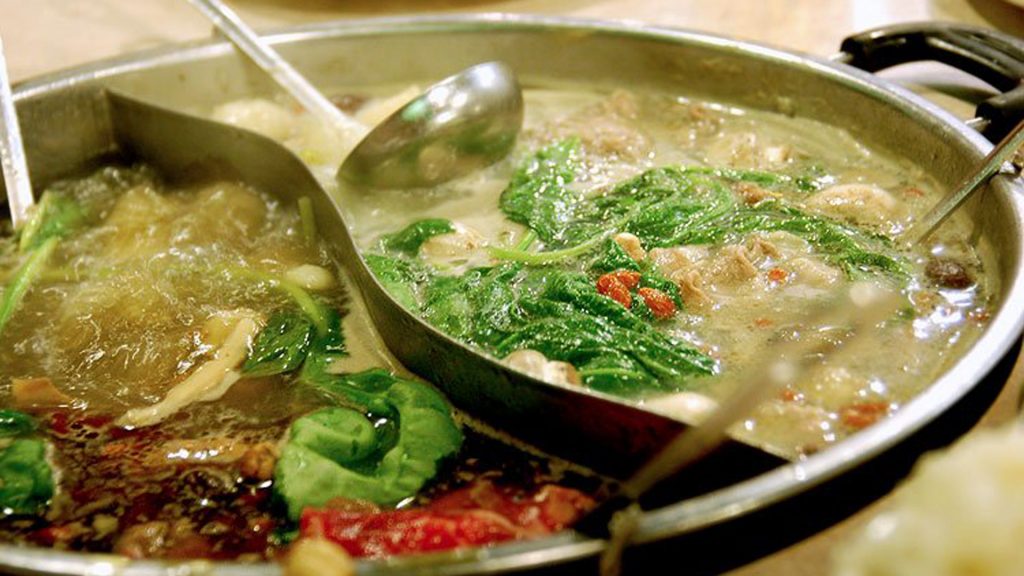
[903,120,1024,245]
[186,0,365,139]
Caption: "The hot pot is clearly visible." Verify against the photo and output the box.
[3,15,1024,575]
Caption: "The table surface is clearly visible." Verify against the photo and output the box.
[3,1,1024,574]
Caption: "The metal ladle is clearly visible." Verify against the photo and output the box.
[187,0,523,190]
[904,120,1024,245]
[0,35,34,228]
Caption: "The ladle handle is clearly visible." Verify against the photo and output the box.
[575,284,903,539]
[186,0,365,138]
[904,119,1024,245]
[0,35,34,229]
[838,22,1024,141]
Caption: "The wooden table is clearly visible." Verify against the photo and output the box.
[3,1,1024,574]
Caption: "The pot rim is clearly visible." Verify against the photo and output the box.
[5,13,1024,576]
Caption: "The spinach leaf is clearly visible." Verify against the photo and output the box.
[499,138,582,247]
[496,157,904,277]
[493,269,713,393]
[421,263,524,350]
[0,411,55,516]
[0,439,54,516]
[218,265,330,335]
[380,219,454,255]
[398,263,713,395]
[274,372,462,520]
[18,192,84,253]
[0,410,36,438]
[298,307,348,384]
[364,253,430,311]
[666,200,903,276]
[588,238,641,274]
[242,309,315,377]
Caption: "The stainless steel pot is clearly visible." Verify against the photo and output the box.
[3,15,1024,576]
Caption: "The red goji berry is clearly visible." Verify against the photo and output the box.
[596,274,632,309]
[767,267,788,283]
[637,287,676,319]
[840,401,890,430]
[610,270,641,290]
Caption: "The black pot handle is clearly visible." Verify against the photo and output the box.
[838,22,1024,141]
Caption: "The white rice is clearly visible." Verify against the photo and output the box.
[833,423,1024,576]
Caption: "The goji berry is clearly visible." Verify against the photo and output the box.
[596,274,632,309]
[840,401,890,430]
[610,270,641,290]
[637,287,676,319]
[767,267,788,283]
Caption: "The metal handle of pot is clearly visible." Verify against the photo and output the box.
[837,22,1024,141]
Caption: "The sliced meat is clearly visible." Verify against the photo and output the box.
[733,182,781,205]
[787,256,841,288]
[705,132,793,170]
[613,232,647,262]
[805,183,905,229]
[544,90,652,161]
[670,269,713,309]
[299,480,594,558]
[116,310,263,428]
[649,245,707,278]
[709,245,758,283]
[419,224,487,264]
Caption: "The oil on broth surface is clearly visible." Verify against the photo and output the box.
[0,165,598,559]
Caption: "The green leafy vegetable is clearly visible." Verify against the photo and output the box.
[588,238,641,274]
[382,261,713,395]
[0,410,36,438]
[364,143,906,396]
[219,266,329,334]
[298,197,317,245]
[364,253,429,310]
[274,372,462,519]
[492,268,712,393]
[18,192,84,253]
[0,411,54,518]
[298,307,349,388]
[0,237,59,336]
[242,310,315,377]
[0,439,54,516]
[495,153,904,277]
[499,138,582,247]
[681,200,904,277]
[380,219,455,255]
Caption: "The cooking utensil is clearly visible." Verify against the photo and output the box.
[838,23,1024,246]
[187,0,523,189]
[0,35,33,228]
[337,61,523,189]
[186,0,364,140]
[575,283,903,574]
[4,17,1024,576]
[904,120,1024,245]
